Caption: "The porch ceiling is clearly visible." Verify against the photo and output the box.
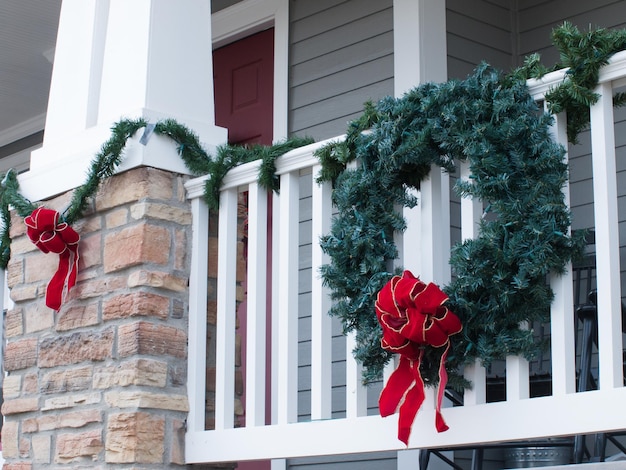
[0,0,61,145]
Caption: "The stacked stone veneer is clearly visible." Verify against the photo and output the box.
[1,167,196,468]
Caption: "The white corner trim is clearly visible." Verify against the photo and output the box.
[272,0,289,141]
[212,0,281,48]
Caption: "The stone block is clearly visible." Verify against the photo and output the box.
[105,412,164,464]
[41,392,101,411]
[10,236,38,260]
[170,418,186,465]
[78,232,102,270]
[38,328,114,368]
[24,302,54,333]
[3,375,21,398]
[2,420,19,458]
[5,337,37,370]
[70,275,127,300]
[5,307,24,337]
[6,256,24,289]
[103,222,171,273]
[127,270,187,292]
[4,464,33,470]
[9,211,27,237]
[104,390,189,412]
[93,358,167,389]
[105,208,129,229]
[103,291,170,321]
[23,373,38,394]
[19,436,30,458]
[130,202,192,225]
[118,321,186,359]
[95,167,174,211]
[9,284,39,302]
[54,429,103,463]
[172,298,185,319]
[73,213,102,234]
[32,434,51,463]
[26,409,102,432]
[24,251,57,284]
[40,366,93,394]
[1,397,39,415]
[56,303,99,331]
[174,227,188,271]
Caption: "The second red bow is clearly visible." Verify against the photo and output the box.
[375,270,462,445]
[25,207,80,310]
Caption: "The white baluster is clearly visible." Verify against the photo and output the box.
[590,82,624,389]
[246,182,269,426]
[215,187,239,430]
[311,167,333,420]
[460,160,488,404]
[186,193,209,432]
[548,110,577,396]
[276,171,300,424]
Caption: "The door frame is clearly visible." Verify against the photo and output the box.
[212,0,288,142]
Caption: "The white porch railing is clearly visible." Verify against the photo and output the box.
[184,52,626,464]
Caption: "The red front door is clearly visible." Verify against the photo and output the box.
[213,28,274,146]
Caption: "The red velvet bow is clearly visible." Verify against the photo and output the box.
[24,207,80,310]
[375,270,462,445]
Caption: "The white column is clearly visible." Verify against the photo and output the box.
[393,0,449,282]
[42,0,108,144]
[393,0,447,97]
[20,0,226,202]
[393,1,449,465]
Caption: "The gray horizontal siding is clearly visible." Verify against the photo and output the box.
[289,0,393,141]
[446,0,515,79]
[517,0,626,65]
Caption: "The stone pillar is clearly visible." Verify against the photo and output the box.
[2,167,193,467]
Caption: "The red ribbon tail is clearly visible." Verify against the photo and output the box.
[45,246,79,311]
[396,351,426,445]
[66,245,79,292]
[46,251,70,310]
[379,355,417,417]
[434,342,452,433]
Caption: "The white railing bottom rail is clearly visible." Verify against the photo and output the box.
[184,53,626,464]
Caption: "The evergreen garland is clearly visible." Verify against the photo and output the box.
[317,22,626,386]
[0,118,312,268]
[65,119,147,224]
[203,136,314,211]
[512,21,626,143]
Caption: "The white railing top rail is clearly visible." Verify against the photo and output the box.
[526,48,626,99]
[185,135,345,198]
[184,56,626,464]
